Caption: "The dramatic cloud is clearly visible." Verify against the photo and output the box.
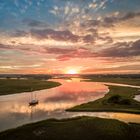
[29,28,112,44]
[30,29,80,42]
[103,12,140,27]
[1,39,139,63]
[46,39,140,61]
[55,47,97,61]
[12,30,28,37]
[100,39,140,57]
[0,43,44,54]
[0,0,140,74]
[47,39,140,60]
[81,64,140,74]
[120,12,140,21]
[46,47,76,54]
[22,18,48,27]
[83,12,140,28]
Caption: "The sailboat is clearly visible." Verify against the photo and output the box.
[29,88,39,106]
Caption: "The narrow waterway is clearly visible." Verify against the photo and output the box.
[0,78,140,132]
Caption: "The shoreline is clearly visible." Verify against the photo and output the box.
[82,77,140,86]
[67,84,140,114]
[67,108,140,114]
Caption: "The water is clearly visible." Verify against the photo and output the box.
[134,89,140,102]
[0,78,140,132]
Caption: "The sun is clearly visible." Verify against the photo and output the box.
[66,69,78,74]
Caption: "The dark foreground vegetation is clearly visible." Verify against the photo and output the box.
[0,79,61,95]
[0,116,140,140]
[68,85,140,114]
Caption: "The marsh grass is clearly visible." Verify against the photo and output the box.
[0,79,61,95]
[68,85,140,114]
[0,116,140,140]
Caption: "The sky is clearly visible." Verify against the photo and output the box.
[0,0,140,74]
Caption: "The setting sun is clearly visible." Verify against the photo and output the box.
[66,69,78,74]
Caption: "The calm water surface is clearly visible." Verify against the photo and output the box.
[0,78,140,132]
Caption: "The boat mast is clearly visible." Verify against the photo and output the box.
[31,88,33,101]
